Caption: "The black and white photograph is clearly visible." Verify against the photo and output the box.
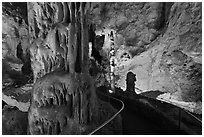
[1,1,202,135]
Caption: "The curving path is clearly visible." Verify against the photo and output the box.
[96,87,168,135]
[121,107,166,135]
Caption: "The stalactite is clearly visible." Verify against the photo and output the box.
[80,2,89,73]
[78,91,81,123]
[79,90,83,123]
[56,2,64,22]
[80,3,85,72]
[83,19,89,73]
[68,2,77,73]
[75,3,82,73]
[62,2,70,23]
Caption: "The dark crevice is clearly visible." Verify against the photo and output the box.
[55,29,60,45]
[76,2,81,11]
[60,93,64,105]
[64,117,67,126]
[157,2,174,32]
[70,94,73,118]
[16,42,23,61]
[2,100,7,109]
[50,98,54,105]
[17,42,33,80]
[164,3,174,24]
[155,3,166,31]
[21,59,33,80]
[89,24,104,65]
[91,35,105,64]
[33,18,40,38]
[46,4,54,17]
[63,2,70,23]
[78,92,81,123]
[87,102,90,123]
[70,2,76,22]
[56,121,61,134]
[75,20,82,73]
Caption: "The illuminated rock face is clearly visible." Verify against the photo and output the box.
[28,71,98,134]
[90,2,202,103]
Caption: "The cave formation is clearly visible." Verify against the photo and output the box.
[2,2,202,135]
[27,2,105,135]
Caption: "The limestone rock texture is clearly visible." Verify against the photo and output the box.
[89,2,202,110]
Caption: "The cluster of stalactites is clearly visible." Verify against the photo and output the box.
[29,2,91,82]
[30,24,69,82]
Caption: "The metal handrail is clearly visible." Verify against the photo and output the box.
[136,92,202,124]
[149,96,202,124]
[88,92,124,135]
[88,90,201,135]
[179,107,202,123]
[157,97,201,114]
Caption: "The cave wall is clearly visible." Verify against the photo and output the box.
[89,2,202,102]
[89,2,173,55]
[2,3,32,87]
[25,2,202,103]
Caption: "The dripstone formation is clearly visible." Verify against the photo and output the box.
[28,71,98,134]
[27,2,117,135]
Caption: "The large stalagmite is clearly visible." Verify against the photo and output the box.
[27,2,100,134]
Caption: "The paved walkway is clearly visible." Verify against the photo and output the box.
[121,108,165,135]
